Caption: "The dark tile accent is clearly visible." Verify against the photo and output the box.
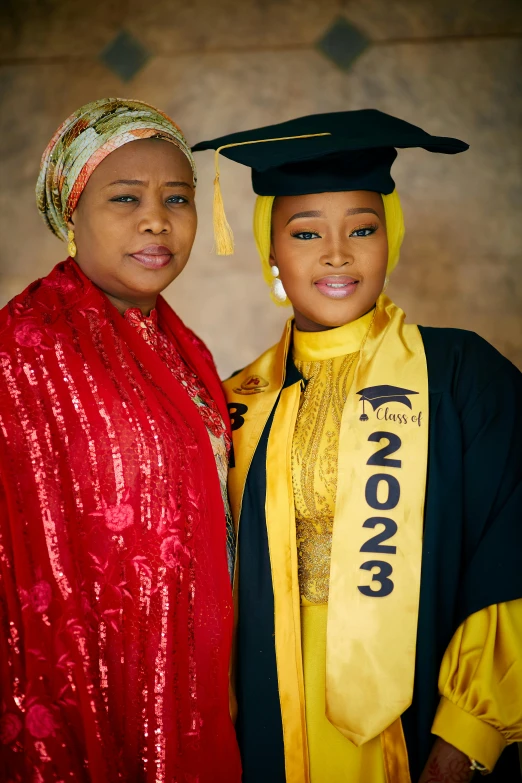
[99,29,150,81]
[316,16,370,70]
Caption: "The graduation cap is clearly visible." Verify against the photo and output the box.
[357,385,419,421]
[192,109,468,255]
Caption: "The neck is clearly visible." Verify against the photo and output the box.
[293,309,335,332]
[293,306,375,333]
[104,290,157,317]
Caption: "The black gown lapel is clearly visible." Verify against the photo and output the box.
[235,360,303,782]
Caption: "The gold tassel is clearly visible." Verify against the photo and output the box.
[213,150,235,256]
[212,133,331,256]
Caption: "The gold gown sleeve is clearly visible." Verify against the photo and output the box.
[431,600,522,772]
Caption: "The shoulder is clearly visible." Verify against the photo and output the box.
[183,325,217,369]
[0,279,48,347]
[418,325,521,408]
[0,281,38,325]
[0,261,85,341]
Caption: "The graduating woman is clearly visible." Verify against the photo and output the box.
[0,98,241,782]
[193,111,522,783]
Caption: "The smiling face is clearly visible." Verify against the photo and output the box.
[68,138,197,314]
[270,190,388,331]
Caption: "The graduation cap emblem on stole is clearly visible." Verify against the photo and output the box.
[233,374,269,395]
[357,385,419,421]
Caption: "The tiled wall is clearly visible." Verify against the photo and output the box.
[1,0,521,375]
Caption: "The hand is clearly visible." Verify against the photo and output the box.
[418,738,475,783]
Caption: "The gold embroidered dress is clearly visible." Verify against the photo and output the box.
[292,311,385,780]
[291,313,522,782]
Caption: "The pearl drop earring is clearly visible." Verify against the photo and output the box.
[270,265,288,303]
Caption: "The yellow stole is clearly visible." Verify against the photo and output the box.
[225,296,428,782]
[327,298,428,745]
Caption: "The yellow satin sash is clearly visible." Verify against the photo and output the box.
[226,322,310,783]
[326,298,428,744]
[224,296,428,779]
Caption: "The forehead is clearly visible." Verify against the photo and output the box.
[274,190,384,214]
[273,190,384,216]
[87,138,193,185]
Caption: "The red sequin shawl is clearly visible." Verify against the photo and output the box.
[0,260,240,782]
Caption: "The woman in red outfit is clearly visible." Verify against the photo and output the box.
[0,98,241,782]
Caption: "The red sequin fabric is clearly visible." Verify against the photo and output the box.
[0,260,241,782]
[123,307,226,442]
[123,307,236,579]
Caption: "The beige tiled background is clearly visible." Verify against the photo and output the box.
[1,0,521,376]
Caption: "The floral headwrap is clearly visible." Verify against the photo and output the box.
[36,97,196,241]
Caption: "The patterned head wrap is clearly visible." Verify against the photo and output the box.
[36,97,196,241]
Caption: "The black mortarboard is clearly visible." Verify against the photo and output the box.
[191,109,468,254]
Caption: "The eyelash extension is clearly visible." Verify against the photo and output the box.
[350,222,378,235]
[290,222,379,239]
[290,229,321,238]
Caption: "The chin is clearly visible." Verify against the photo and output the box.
[308,302,371,328]
[125,269,177,296]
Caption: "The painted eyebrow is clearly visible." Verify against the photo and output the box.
[105,179,193,188]
[285,206,380,225]
[346,207,380,218]
[286,210,323,225]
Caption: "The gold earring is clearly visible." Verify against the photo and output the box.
[67,229,77,258]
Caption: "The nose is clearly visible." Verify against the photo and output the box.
[137,197,171,235]
[319,234,353,268]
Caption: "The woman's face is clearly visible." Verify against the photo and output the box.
[270,190,388,331]
[69,138,197,314]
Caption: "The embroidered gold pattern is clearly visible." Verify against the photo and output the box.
[292,352,358,604]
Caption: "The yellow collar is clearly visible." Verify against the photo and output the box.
[292,309,375,362]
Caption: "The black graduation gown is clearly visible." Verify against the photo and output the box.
[232,327,522,782]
